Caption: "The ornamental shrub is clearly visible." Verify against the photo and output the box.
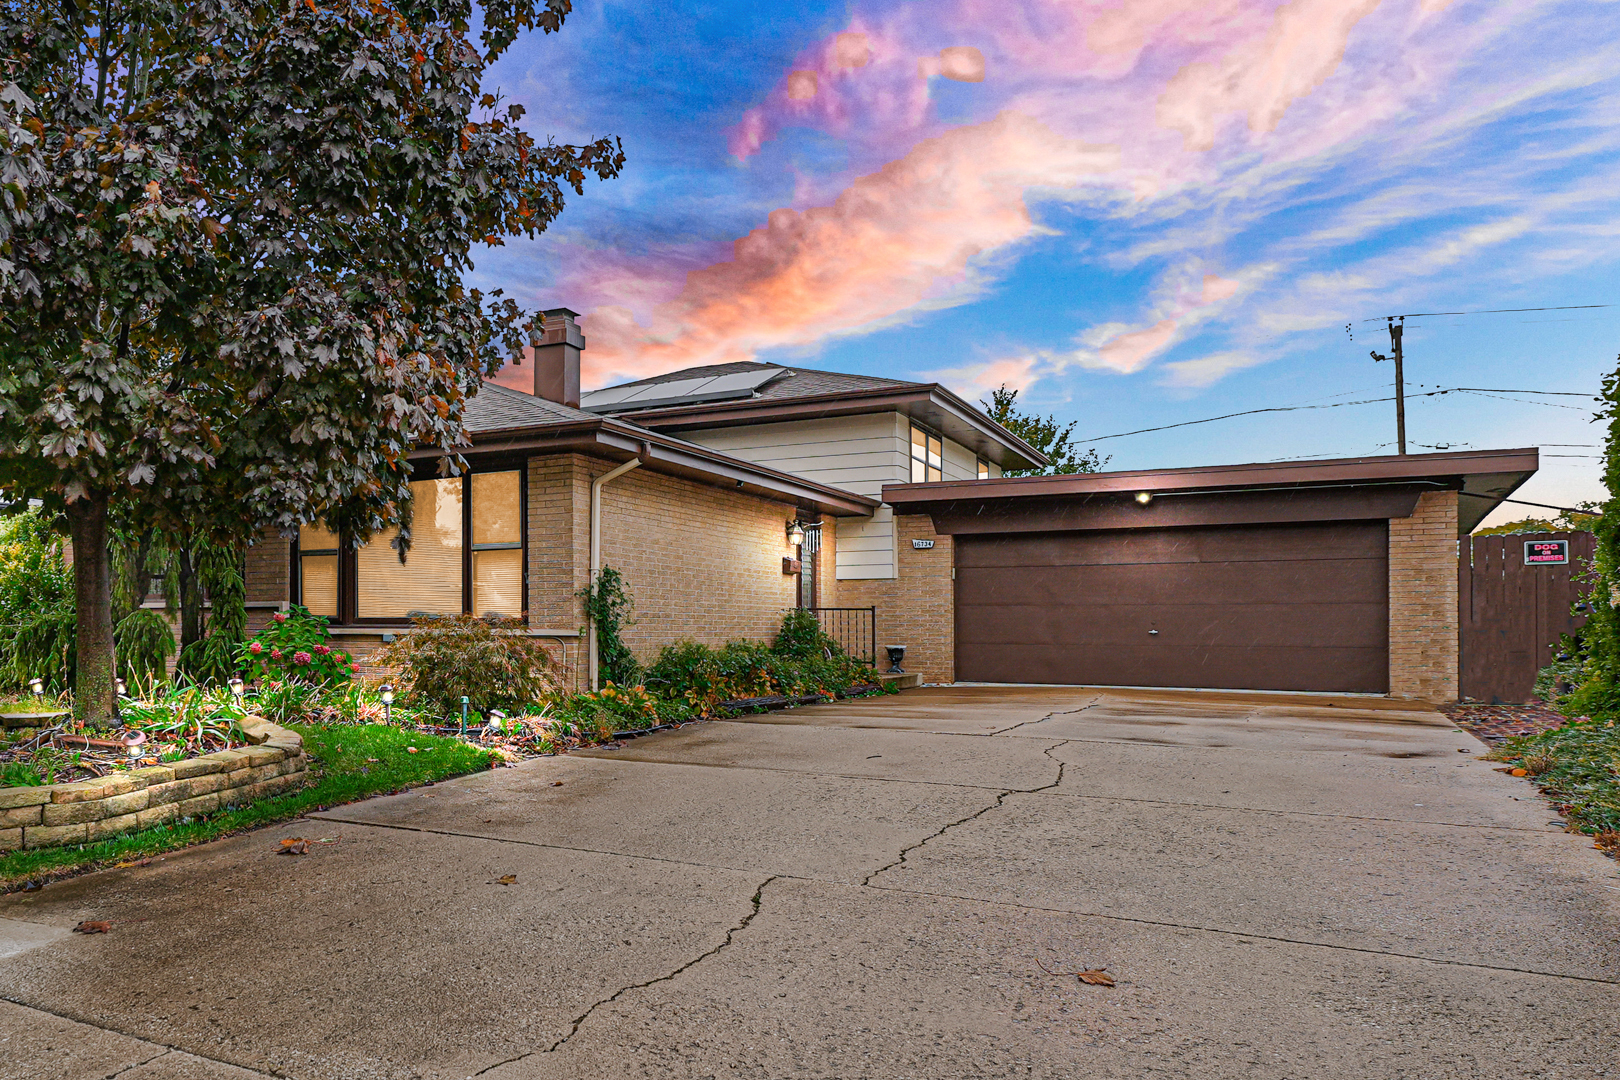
[0,509,76,692]
[236,606,356,686]
[772,608,842,660]
[374,614,558,717]
[643,626,873,715]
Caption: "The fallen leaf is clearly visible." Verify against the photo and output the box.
[406,746,419,754]
[551,781,563,787]
[278,838,310,855]
[1511,768,1529,777]
[497,874,517,886]
[72,921,111,934]
[111,858,151,869]
[1036,958,1115,987]
[482,819,494,824]
[367,758,379,763]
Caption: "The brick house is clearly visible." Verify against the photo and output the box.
[244,309,1536,702]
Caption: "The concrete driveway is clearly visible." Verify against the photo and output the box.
[1,687,1617,1079]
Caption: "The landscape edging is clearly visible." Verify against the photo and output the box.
[0,718,308,852]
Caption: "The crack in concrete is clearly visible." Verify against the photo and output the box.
[861,739,1072,887]
[0,996,284,1077]
[102,1048,173,1079]
[470,875,778,1076]
[990,697,1101,735]
[858,881,1620,986]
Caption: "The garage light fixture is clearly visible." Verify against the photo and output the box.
[786,521,806,546]
[1134,491,1153,505]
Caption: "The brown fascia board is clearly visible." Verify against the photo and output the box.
[883,447,1539,529]
[608,383,1051,471]
[410,417,879,518]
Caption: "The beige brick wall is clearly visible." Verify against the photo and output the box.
[245,530,291,635]
[828,514,954,683]
[524,454,802,688]
[594,460,800,665]
[1388,490,1460,702]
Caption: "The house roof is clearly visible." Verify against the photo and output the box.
[882,447,1540,535]
[581,362,1049,472]
[463,381,600,433]
[439,382,880,518]
[584,361,918,409]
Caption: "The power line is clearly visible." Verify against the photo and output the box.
[1501,498,1599,515]
[1355,304,1609,326]
[1080,386,1597,443]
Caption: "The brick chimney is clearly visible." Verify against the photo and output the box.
[532,308,583,408]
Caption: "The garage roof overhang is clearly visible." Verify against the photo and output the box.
[409,418,881,519]
[883,448,1539,536]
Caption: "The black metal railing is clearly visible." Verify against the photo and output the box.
[807,607,876,666]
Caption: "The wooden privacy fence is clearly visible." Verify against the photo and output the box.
[1459,531,1594,704]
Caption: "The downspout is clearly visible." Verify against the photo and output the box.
[588,444,649,690]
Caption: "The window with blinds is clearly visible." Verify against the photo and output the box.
[471,471,523,617]
[298,523,339,618]
[910,424,942,483]
[357,478,464,618]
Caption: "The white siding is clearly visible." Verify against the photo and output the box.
[685,413,907,579]
[940,436,978,482]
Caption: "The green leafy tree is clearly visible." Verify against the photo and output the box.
[1563,358,1620,718]
[983,386,1110,476]
[0,0,623,725]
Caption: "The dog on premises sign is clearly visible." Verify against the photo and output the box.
[1525,539,1569,565]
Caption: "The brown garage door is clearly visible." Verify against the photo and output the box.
[955,521,1388,692]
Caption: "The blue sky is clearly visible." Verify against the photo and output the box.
[474,0,1620,526]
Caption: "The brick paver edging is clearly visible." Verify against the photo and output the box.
[0,718,307,852]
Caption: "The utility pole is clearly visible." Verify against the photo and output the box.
[1369,316,1407,455]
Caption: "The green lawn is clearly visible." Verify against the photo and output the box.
[0,723,497,890]
[1490,716,1620,855]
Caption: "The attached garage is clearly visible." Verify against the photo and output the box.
[955,521,1389,693]
[880,449,1541,702]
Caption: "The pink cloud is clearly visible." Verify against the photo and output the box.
[928,354,1040,400]
[532,0,1479,389]
[580,112,1122,384]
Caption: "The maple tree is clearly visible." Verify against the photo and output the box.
[0,0,622,725]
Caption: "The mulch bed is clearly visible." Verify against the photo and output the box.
[1441,701,1581,745]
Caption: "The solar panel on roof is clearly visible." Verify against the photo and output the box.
[581,367,791,413]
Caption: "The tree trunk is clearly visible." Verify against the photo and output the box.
[66,494,117,728]
[177,544,204,653]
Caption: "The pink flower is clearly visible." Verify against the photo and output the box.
[272,612,288,623]
[313,644,330,655]
[249,642,263,655]
[271,648,283,660]
[292,651,312,665]
[349,662,360,673]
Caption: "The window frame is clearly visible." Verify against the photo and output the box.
[976,458,990,479]
[909,423,943,484]
[290,467,528,626]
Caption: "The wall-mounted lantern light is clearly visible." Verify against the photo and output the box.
[1134,491,1153,506]
[786,521,806,547]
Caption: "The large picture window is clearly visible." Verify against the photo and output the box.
[910,424,942,483]
[293,470,525,623]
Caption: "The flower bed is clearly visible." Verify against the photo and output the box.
[1,716,307,852]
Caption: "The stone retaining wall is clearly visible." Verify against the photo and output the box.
[0,719,307,852]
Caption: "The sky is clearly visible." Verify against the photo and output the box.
[474,0,1620,528]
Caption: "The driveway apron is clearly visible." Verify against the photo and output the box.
[1,687,1617,1079]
